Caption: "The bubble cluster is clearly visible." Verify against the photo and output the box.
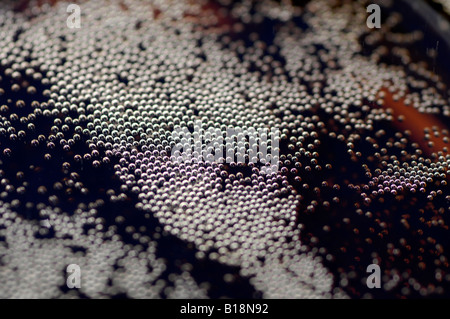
[0,0,448,298]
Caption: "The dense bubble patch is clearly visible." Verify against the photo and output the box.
[0,0,448,298]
